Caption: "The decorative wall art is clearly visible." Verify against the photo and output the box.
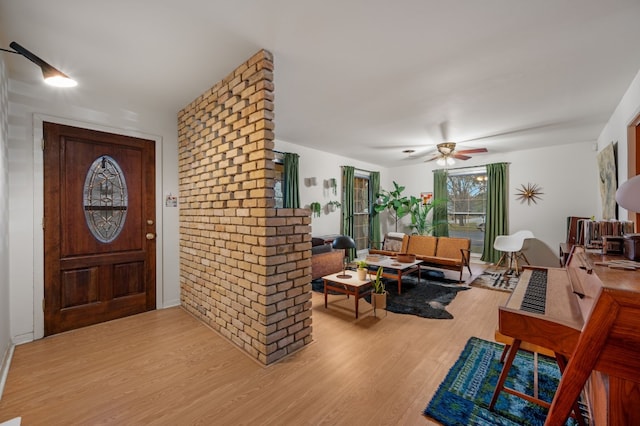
[420,192,434,205]
[597,142,617,219]
[515,183,543,205]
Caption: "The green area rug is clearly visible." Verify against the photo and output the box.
[424,337,578,426]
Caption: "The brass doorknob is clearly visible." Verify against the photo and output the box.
[146,233,155,240]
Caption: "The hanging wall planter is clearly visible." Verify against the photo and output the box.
[310,202,322,217]
[327,200,341,212]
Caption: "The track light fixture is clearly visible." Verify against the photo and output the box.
[0,41,77,88]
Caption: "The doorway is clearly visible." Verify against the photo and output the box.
[43,122,156,335]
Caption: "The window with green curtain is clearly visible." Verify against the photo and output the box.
[433,169,449,237]
[283,152,300,208]
[369,171,381,249]
[341,166,355,260]
[481,162,508,263]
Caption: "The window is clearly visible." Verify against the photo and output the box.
[353,175,370,251]
[273,152,284,208]
[446,167,486,254]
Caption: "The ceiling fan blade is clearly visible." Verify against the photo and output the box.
[452,154,471,160]
[404,147,438,160]
[423,154,441,162]
[455,147,488,154]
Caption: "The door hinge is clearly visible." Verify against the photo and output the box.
[42,299,45,311]
[41,138,45,151]
[42,217,45,230]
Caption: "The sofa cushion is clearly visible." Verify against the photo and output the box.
[418,255,462,268]
[406,235,437,257]
[382,232,405,252]
[311,237,326,247]
[435,237,469,260]
[312,244,332,255]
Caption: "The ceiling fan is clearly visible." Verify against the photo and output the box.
[423,142,488,166]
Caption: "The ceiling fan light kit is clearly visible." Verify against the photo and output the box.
[422,141,488,165]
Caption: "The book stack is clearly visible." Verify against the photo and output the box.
[576,219,635,249]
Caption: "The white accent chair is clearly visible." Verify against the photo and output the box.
[493,230,534,275]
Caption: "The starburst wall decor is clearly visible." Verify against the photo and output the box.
[515,183,543,205]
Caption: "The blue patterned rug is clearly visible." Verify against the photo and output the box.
[424,337,579,425]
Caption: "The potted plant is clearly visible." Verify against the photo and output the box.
[355,259,368,280]
[329,178,337,195]
[373,181,412,232]
[309,202,322,218]
[327,200,341,212]
[408,196,442,235]
[371,266,386,315]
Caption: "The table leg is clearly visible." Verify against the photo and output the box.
[324,279,328,309]
[354,287,359,318]
[397,270,402,294]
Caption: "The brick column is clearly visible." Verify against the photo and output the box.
[178,50,312,365]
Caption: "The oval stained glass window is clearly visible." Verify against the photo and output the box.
[83,155,128,243]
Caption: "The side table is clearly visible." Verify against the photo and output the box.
[322,272,372,318]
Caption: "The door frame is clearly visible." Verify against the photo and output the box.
[32,114,164,340]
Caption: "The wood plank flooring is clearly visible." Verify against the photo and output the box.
[0,266,508,425]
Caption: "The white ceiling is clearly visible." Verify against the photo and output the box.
[1,0,640,167]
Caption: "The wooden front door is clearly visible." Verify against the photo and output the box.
[43,122,156,336]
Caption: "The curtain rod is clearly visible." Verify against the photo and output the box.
[434,161,510,172]
[341,166,377,174]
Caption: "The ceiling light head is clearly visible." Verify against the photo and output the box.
[437,142,456,155]
[436,157,446,166]
[446,157,455,166]
[4,41,77,88]
[42,65,77,87]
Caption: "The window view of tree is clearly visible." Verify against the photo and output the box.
[446,168,487,254]
[353,176,370,251]
[274,153,284,208]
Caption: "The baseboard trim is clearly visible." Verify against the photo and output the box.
[0,343,15,400]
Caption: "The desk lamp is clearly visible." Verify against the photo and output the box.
[332,235,356,279]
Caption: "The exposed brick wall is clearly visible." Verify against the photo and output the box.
[177,50,313,365]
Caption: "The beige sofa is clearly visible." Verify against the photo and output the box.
[370,234,471,282]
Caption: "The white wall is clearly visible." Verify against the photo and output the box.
[597,68,640,220]
[7,79,180,344]
[274,139,388,237]
[0,55,12,396]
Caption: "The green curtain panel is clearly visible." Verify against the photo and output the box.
[369,171,381,249]
[433,169,449,237]
[283,152,300,208]
[341,166,355,260]
[481,162,509,263]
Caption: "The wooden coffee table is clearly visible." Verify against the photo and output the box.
[360,256,422,294]
[322,272,372,318]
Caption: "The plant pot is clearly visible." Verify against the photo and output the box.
[371,292,387,314]
[357,267,367,280]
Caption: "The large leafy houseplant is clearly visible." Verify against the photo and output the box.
[408,196,443,235]
[374,181,412,232]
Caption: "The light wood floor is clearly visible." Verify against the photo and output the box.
[0,266,508,425]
